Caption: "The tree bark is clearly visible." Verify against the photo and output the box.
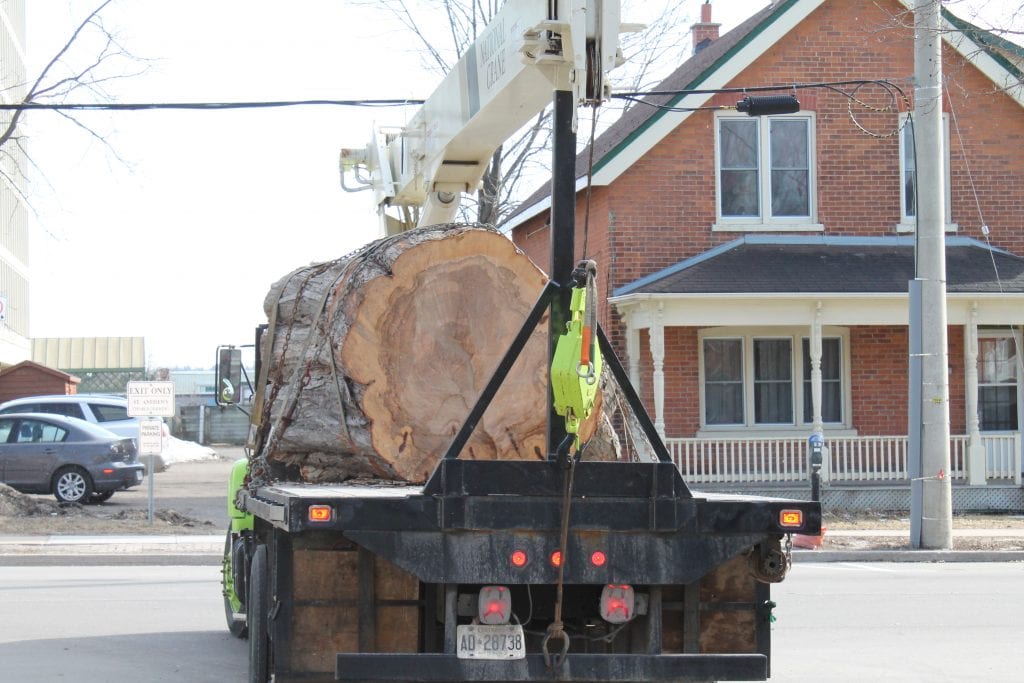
[256,224,608,484]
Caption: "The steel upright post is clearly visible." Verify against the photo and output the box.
[547,89,576,458]
[912,0,953,549]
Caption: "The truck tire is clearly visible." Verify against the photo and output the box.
[248,544,270,683]
[222,529,248,638]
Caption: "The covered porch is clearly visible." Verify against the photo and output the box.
[609,236,1024,508]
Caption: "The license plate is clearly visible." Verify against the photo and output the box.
[456,624,525,660]
[135,471,143,482]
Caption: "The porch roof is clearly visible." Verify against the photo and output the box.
[612,236,1024,297]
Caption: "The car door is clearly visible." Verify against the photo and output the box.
[1,418,63,490]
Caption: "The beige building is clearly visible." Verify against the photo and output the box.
[0,0,29,368]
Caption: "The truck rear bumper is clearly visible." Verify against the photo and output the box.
[335,652,766,682]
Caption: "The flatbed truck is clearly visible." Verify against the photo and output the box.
[219,3,822,680]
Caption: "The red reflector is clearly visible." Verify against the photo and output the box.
[308,505,333,522]
[102,469,114,475]
[590,551,607,567]
[779,509,804,528]
[550,550,563,568]
[510,550,528,568]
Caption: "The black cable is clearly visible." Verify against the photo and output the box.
[0,98,425,112]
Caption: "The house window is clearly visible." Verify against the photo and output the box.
[701,331,847,429]
[703,338,743,425]
[715,113,818,230]
[898,114,955,231]
[753,339,793,424]
[978,335,1018,431]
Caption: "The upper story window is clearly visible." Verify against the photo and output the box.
[898,113,956,232]
[714,113,822,232]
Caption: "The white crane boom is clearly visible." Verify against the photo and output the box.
[340,0,625,235]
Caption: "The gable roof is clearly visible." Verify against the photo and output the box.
[0,360,80,383]
[503,0,1024,231]
[610,235,1024,298]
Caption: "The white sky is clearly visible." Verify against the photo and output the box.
[21,1,1013,369]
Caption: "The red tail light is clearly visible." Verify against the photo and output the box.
[590,550,607,567]
[549,550,563,568]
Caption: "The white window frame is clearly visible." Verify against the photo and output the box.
[896,112,957,233]
[977,329,1021,433]
[713,111,823,232]
[698,327,852,435]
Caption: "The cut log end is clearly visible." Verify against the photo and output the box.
[258,224,614,485]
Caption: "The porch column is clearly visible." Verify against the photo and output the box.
[965,303,987,485]
[809,302,824,435]
[650,304,666,440]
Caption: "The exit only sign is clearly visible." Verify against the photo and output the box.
[127,381,175,417]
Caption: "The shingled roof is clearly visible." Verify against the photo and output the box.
[611,236,1024,297]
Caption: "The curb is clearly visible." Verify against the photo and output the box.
[793,549,1024,563]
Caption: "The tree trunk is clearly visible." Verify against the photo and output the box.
[255,224,608,484]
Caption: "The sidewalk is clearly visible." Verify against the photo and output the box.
[2,530,1022,563]
[0,533,222,558]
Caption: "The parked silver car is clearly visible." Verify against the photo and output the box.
[0,413,145,503]
[0,394,166,440]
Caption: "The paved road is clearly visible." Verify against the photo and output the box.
[0,564,247,682]
[767,561,1024,682]
[1,562,1021,682]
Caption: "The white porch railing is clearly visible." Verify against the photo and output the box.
[666,433,1022,486]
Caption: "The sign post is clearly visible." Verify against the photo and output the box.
[127,381,175,525]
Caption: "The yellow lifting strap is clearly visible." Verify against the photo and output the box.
[551,260,602,440]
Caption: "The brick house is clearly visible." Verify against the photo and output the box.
[505,0,1024,502]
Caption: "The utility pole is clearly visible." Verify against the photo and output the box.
[910,0,953,549]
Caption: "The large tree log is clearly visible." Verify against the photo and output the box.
[255,224,608,484]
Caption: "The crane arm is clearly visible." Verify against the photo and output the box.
[341,0,625,234]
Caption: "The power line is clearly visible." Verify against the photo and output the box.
[0,98,425,112]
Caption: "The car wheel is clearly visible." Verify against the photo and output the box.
[87,491,115,504]
[248,544,270,682]
[223,528,248,638]
[52,467,94,504]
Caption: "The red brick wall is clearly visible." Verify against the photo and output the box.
[850,326,909,435]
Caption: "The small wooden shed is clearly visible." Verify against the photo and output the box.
[0,361,80,404]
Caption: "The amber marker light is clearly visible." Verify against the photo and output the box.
[308,505,333,523]
[779,509,804,528]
